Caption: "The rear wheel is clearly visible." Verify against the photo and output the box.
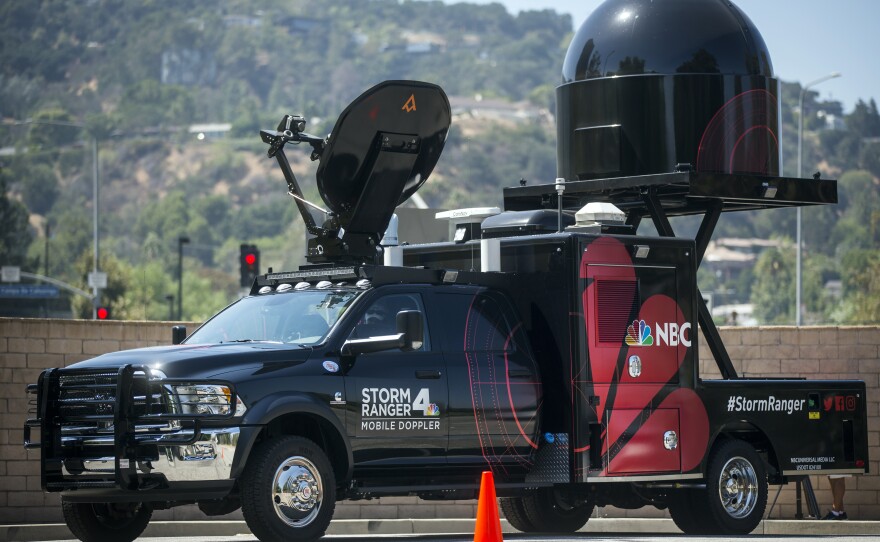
[61,500,152,542]
[240,436,336,542]
[499,496,537,532]
[704,439,768,534]
[521,488,593,533]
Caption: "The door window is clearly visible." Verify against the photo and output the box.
[349,293,429,350]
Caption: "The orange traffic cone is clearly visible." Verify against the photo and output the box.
[474,471,503,542]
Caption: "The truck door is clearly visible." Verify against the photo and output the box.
[584,254,688,476]
[343,291,449,471]
[437,290,542,475]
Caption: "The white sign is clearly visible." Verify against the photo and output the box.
[88,271,108,289]
[1,266,20,283]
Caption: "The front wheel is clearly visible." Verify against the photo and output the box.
[61,500,152,542]
[240,436,337,542]
[704,439,768,534]
[521,488,593,533]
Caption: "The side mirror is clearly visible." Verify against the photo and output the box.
[171,325,187,345]
[396,310,423,352]
[341,310,424,356]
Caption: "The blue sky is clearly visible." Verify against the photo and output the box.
[456,0,878,113]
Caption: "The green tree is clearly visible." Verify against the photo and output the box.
[836,250,880,324]
[46,203,94,284]
[0,174,32,266]
[846,99,880,138]
[180,263,238,322]
[125,260,175,321]
[15,161,58,215]
[26,108,81,150]
[861,141,880,179]
[71,253,133,320]
[829,170,880,255]
[117,80,196,128]
[750,245,794,324]
[133,190,190,268]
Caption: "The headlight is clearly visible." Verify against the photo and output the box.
[173,384,247,417]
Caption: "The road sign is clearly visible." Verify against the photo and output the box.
[1,266,21,283]
[88,271,107,289]
[0,284,59,298]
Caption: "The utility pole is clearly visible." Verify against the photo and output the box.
[177,236,190,320]
[796,72,841,325]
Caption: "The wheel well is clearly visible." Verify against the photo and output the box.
[711,423,781,482]
[258,413,350,487]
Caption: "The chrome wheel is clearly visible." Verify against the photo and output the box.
[271,456,323,527]
[717,455,758,519]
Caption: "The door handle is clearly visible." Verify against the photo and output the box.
[416,370,442,379]
[508,370,532,379]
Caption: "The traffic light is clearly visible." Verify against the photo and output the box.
[239,244,260,287]
[96,307,110,320]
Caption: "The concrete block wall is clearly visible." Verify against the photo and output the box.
[1,318,878,523]
[0,318,197,523]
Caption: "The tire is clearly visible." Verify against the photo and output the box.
[521,487,593,533]
[667,489,713,534]
[240,436,337,542]
[499,496,537,532]
[61,500,152,542]
[704,439,768,535]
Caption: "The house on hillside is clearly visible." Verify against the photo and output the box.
[449,95,551,125]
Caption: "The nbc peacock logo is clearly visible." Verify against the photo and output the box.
[625,319,654,346]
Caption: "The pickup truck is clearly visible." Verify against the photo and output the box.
[24,1,869,540]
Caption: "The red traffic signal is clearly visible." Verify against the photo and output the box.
[239,244,260,287]
[96,307,110,320]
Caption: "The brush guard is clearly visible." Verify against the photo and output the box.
[24,364,237,492]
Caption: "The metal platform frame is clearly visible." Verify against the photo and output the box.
[503,171,838,379]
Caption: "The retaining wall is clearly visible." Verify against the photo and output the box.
[1,318,877,523]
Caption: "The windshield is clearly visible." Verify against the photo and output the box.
[185,289,360,345]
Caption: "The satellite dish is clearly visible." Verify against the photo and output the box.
[262,80,450,264]
[316,80,451,239]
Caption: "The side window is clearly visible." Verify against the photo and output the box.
[437,292,516,353]
[467,294,516,353]
[349,293,430,351]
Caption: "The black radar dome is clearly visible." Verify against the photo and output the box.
[563,0,773,82]
[557,0,780,181]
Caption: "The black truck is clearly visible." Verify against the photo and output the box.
[24,1,868,541]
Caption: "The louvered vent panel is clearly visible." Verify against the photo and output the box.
[596,280,637,343]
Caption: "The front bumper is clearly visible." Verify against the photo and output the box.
[58,427,241,483]
[24,364,245,493]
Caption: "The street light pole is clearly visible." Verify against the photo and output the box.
[177,236,190,320]
[91,135,99,319]
[796,72,841,326]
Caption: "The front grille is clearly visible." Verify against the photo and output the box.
[33,366,199,454]
[27,364,232,491]
[57,371,168,422]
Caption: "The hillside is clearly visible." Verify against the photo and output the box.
[1,0,878,323]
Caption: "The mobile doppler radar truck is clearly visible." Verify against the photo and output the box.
[24,1,868,541]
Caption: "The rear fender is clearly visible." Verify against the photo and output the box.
[707,422,780,481]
